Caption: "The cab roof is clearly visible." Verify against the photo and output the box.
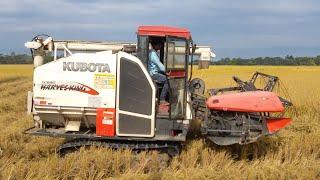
[137,25,191,40]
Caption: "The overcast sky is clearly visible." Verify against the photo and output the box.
[1,0,320,59]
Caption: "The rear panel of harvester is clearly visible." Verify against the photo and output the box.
[33,51,117,128]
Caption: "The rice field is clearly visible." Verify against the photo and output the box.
[0,65,319,179]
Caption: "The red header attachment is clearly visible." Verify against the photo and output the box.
[137,25,191,40]
[266,118,292,134]
[206,91,285,112]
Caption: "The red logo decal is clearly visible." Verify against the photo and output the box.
[40,82,99,95]
[77,83,99,95]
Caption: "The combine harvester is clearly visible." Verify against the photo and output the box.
[24,25,292,155]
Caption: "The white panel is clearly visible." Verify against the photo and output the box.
[27,91,33,114]
[33,51,117,109]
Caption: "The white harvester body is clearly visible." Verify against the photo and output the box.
[33,51,117,108]
[31,49,166,137]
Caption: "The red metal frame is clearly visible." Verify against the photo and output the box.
[96,108,116,136]
[137,25,191,39]
[167,70,186,78]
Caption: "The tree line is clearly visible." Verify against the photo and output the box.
[212,55,320,66]
[0,53,33,64]
[0,53,53,64]
[1,53,320,66]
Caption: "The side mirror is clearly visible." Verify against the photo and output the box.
[192,44,197,54]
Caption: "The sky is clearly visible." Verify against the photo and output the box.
[0,0,320,59]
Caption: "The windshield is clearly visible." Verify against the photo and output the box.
[165,39,187,70]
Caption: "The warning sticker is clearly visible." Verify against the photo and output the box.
[88,96,102,107]
[94,74,115,89]
[102,119,113,125]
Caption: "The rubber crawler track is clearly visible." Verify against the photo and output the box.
[57,139,182,157]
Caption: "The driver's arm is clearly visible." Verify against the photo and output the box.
[150,50,165,73]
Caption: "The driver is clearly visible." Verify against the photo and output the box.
[148,39,169,104]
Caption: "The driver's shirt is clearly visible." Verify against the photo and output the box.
[148,49,165,76]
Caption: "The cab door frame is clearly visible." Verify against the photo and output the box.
[115,52,156,137]
[164,36,189,120]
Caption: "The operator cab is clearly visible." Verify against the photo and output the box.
[136,26,193,120]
